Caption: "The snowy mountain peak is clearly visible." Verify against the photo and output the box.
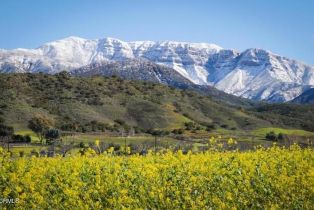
[0,36,313,102]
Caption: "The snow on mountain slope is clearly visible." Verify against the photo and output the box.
[0,37,131,73]
[71,59,193,88]
[0,37,96,73]
[1,36,314,102]
[208,48,314,102]
[129,41,222,84]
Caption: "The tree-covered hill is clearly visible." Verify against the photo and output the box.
[0,73,313,134]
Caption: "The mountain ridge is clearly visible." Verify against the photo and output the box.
[291,88,314,104]
[1,36,314,102]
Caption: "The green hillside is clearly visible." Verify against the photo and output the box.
[0,73,313,135]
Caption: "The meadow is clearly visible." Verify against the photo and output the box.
[1,143,313,209]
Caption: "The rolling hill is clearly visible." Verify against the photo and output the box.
[0,73,313,134]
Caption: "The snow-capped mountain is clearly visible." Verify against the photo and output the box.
[71,59,193,88]
[206,48,314,102]
[1,36,314,102]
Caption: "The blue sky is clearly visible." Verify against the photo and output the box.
[0,0,313,65]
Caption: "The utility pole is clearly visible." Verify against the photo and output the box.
[124,135,127,155]
[7,139,10,152]
[154,136,157,155]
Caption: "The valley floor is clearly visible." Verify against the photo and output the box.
[6,127,314,158]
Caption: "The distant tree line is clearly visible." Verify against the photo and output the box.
[265,131,284,141]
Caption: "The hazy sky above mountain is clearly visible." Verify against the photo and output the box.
[0,0,313,65]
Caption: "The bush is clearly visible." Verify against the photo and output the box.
[19,151,25,157]
[206,124,216,131]
[146,129,169,136]
[0,124,14,139]
[265,131,277,141]
[12,134,31,143]
[184,122,195,130]
[114,119,126,126]
[79,142,86,148]
[278,133,284,140]
[172,129,184,135]
[220,124,229,129]
[45,129,61,145]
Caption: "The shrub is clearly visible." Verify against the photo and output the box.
[278,133,284,140]
[12,134,31,143]
[266,131,277,141]
[172,129,184,135]
[45,129,61,145]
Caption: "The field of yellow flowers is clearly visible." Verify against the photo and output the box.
[0,145,313,209]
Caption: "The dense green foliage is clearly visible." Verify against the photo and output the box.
[11,134,31,143]
[0,73,314,135]
[0,119,14,147]
[252,104,314,131]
